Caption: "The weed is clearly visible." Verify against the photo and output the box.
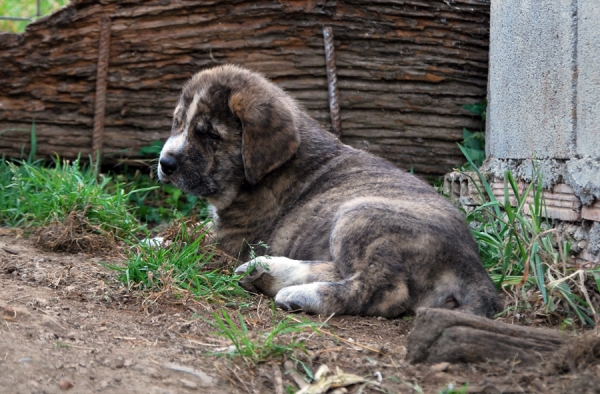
[0,156,145,241]
[460,100,486,169]
[138,140,164,157]
[210,307,322,364]
[118,171,204,223]
[106,222,246,302]
[458,145,599,326]
[285,385,296,394]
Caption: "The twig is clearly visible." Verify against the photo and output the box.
[165,363,215,385]
[311,346,344,357]
[225,363,253,393]
[272,364,284,394]
[307,312,335,342]
[256,296,264,321]
[209,48,221,63]
[579,270,598,326]
[182,338,225,347]
[92,16,111,161]
[38,310,66,331]
[7,294,31,303]
[547,269,584,288]
[284,360,308,389]
[290,317,380,353]
[57,343,96,350]
[1,246,19,255]
[322,26,342,137]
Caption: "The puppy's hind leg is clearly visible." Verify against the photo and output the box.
[234,257,341,298]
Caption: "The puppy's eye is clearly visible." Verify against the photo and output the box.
[195,122,221,140]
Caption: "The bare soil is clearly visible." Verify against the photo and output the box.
[1,233,599,394]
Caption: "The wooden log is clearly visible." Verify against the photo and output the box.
[406,308,568,366]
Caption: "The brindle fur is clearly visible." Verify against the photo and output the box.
[158,64,500,318]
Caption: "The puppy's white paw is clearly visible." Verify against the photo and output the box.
[235,256,311,297]
[275,283,326,314]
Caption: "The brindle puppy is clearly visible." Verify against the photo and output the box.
[158,64,500,318]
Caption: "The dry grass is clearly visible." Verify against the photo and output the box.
[32,210,122,254]
[552,332,600,373]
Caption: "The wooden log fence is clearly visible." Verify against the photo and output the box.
[0,0,490,177]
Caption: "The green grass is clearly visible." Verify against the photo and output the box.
[118,170,205,224]
[459,144,600,326]
[115,140,207,224]
[0,127,225,303]
[0,124,151,236]
[460,101,486,170]
[105,223,247,303]
[210,307,322,365]
[0,0,69,33]
[0,156,147,240]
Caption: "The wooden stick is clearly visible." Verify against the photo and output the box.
[322,26,342,138]
[93,16,111,162]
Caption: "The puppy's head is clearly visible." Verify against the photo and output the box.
[158,65,301,209]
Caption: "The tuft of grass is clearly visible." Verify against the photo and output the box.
[0,130,204,229]
[0,156,147,240]
[106,223,247,303]
[210,307,321,365]
[459,144,599,326]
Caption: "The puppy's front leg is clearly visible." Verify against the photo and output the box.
[234,257,341,298]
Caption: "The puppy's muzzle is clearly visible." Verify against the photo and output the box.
[159,153,180,177]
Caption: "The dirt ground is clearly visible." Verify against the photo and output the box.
[1,233,599,394]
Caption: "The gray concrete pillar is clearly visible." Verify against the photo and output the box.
[486,0,600,205]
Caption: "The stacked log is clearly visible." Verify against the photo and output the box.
[0,0,489,177]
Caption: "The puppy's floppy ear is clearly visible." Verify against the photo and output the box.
[230,91,300,185]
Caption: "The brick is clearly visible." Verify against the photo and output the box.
[491,180,582,221]
[552,184,575,194]
[444,172,484,206]
[582,200,600,222]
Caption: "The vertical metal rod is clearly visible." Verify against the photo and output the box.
[322,26,342,138]
[93,16,111,162]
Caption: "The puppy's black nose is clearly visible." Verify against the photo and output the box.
[159,154,180,176]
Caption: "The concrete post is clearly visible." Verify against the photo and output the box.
[486,0,599,205]
[485,0,600,265]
